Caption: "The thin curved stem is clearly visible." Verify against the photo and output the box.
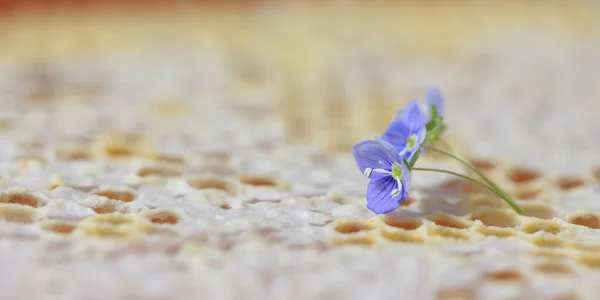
[425,147,527,215]
[428,147,504,195]
[412,167,497,194]
[412,167,526,215]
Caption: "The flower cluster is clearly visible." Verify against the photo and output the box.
[353,87,526,215]
[353,87,446,214]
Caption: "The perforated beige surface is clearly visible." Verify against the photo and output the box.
[1,2,600,300]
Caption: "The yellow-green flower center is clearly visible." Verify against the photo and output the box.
[391,162,403,181]
[406,135,417,150]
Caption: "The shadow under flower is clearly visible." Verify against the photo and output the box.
[413,178,491,217]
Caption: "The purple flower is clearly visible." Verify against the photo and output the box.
[353,138,412,214]
[425,86,445,121]
[381,100,426,160]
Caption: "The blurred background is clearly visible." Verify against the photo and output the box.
[0,0,599,171]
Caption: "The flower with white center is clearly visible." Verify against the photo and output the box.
[352,138,412,214]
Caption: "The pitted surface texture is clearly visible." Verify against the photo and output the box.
[0,2,600,300]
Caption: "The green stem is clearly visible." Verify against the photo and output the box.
[412,167,497,194]
[428,147,504,195]
[412,167,526,215]
[426,147,527,216]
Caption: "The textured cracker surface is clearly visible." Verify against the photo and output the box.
[1,2,600,300]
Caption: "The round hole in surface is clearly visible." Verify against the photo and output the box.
[442,179,486,195]
[566,212,600,229]
[138,166,182,178]
[101,143,136,158]
[381,216,422,230]
[91,202,117,214]
[427,214,471,229]
[2,192,46,208]
[42,221,76,235]
[570,216,600,229]
[238,175,278,187]
[143,210,180,225]
[484,270,523,281]
[555,177,585,191]
[187,177,239,195]
[520,203,556,220]
[54,147,92,161]
[468,158,496,172]
[508,167,541,184]
[94,190,137,203]
[97,132,144,159]
[471,210,519,228]
[469,194,506,209]
[512,187,541,200]
[333,220,373,234]
[533,262,572,275]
